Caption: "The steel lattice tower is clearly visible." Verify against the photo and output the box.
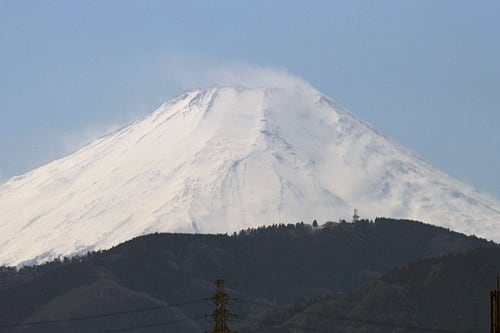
[211,279,233,333]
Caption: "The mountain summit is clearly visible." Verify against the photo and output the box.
[0,82,499,265]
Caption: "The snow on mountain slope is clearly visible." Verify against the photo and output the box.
[0,81,499,266]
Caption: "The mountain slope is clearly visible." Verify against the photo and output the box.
[248,246,500,333]
[0,81,499,265]
[0,219,495,333]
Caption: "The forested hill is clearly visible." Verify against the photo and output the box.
[243,246,500,333]
[0,218,496,333]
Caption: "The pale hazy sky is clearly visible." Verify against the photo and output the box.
[0,0,499,198]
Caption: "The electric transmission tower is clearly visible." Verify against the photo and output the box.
[210,279,234,333]
[491,275,500,333]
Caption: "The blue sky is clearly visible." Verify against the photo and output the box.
[0,0,499,198]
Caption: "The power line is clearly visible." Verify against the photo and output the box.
[0,286,481,333]
[0,298,206,330]
[234,315,336,333]
[102,315,207,332]
[234,298,475,333]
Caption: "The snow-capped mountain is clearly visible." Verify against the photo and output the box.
[0,81,499,266]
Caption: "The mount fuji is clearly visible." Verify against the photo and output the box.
[0,79,499,266]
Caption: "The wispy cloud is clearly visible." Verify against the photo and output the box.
[57,56,311,153]
[59,123,123,155]
[154,54,311,91]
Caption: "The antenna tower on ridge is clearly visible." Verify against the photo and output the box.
[352,208,360,223]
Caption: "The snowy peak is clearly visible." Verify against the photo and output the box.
[0,83,499,266]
